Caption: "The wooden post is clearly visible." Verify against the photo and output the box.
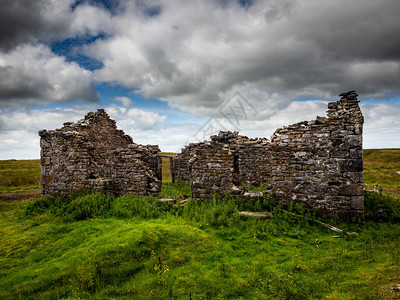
[170,157,175,183]
[156,155,162,180]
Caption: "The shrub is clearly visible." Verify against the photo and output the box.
[364,190,400,222]
[25,194,69,216]
[112,194,175,219]
[67,193,115,220]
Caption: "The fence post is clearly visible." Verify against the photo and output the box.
[170,157,175,183]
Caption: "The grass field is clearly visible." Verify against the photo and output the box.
[161,152,176,183]
[0,150,399,299]
[1,189,400,299]
[0,159,40,191]
[363,149,400,197]
[1,149,399,196]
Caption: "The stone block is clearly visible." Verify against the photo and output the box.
[339,184,363,196]
[350,196,364,209]
[339,160,363,172]
[42,157,51,165]
[41,175,54,185]
[331,150,349,158]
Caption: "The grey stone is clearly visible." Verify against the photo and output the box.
[174,91,364,221]
[339,185,364,196]
[39,110,161,197]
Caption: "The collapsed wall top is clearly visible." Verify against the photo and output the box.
[39,109,162,196]
[175,91,364,220]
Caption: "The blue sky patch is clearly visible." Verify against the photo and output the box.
[71,0,120,14]
[50,35,105,71]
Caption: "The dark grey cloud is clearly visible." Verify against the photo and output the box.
[1,0,400,115]
[0,0,111,107]
[88,0,400,113]
[0,0,72,51]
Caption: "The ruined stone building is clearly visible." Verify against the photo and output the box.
[39,91,364,220]
[174,91,364,219]
[39,109,161,196]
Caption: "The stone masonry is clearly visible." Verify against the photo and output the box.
[176,91,364,220]
[175,132,270,186]
[39,91,364,219]
[39,109,161,196]
[268,91,364,219]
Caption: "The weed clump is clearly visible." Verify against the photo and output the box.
[113,195,175,219]
[26,192,114,221]
[364,190,400,222]
[67,193,115,220]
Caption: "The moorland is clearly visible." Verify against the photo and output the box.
[0,149,399,299]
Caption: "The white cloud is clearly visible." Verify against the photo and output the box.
[0,103,168,159]
[69,3,112,36]
[1,99,399,159]
[0,0,113,51]
[361,103,400,129]
[0,130,41,159]
[0,106,94,159]
[1,0,400,158]
[0,44,99,106]
[106,103,167,131]
[86,0,400,115]
[113,96,133,108]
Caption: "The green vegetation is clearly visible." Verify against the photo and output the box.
[0,159,40,191]
[364,190,400,222]
[1,150,400,299]
[363,149,400,197]
[1,149,398,196]
[161,152,176,183]
[1,185,400,299]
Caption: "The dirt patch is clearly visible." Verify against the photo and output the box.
[0,190,41,202]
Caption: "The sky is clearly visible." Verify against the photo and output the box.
[1,0,400,159]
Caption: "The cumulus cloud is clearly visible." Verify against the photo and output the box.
[0,106,94,158]
[0,44,99,106]
[0,0,73,51]
[86,0,400,115]
[0,0,115,108]
[361,103,400,129]
[0,102,168,158]
[1,99,399,159]
[106,104,167,131]
[2,0,400,112]
[0,0,112,51]
[113,96,133,108]
[1,0,400,158]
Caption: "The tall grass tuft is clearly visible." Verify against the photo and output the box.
[364,190,400,222]
[67,193,115,220]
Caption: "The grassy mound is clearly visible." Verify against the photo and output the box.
[1,186,399,299]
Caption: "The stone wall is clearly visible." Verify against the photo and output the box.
[39,109,161,196]
[40,91,364,219]
[185,131,271,198]
[178,91,364,220]
[174,143,198,181]
[190,141,236,199]
[268,91,364,219]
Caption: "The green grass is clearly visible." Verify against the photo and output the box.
[363,149,400,196]
[161,152,176,183]
[1,188,400,299]
[0,159,40,190]
[0,153,178,191]
[1,149,398,196]
[1,150,400,298]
